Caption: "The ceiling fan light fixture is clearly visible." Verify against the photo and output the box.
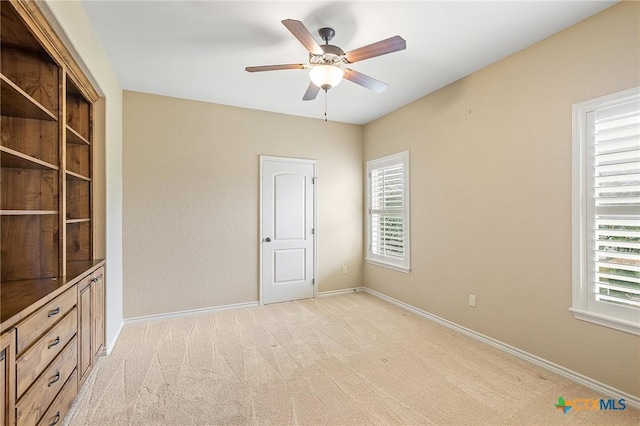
[309,65,344,91]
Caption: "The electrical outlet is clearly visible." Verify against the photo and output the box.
[469,294,477,308]
[342,265,348,274]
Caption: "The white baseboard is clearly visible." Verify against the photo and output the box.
[317,287,365,297]
[363,287,640,410]
[123,301,260,326]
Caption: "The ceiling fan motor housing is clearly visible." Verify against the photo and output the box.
[309,44,345,66]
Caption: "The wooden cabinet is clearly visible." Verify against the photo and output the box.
[1,1,105,425]
[77,277,92,387]
[92,267,105,360]
[1,264,104,426]
[78,265,105,387]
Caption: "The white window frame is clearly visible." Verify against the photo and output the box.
[366,151,410,273]
[572,87,640,335]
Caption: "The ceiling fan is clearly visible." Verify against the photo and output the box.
[246,19,406,101]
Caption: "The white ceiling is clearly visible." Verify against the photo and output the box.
[81,1,616,125]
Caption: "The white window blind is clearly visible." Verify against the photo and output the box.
[572,87,640,335]
[591,100,640,309]
[366,151,410,273]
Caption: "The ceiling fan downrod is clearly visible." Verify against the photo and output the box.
[318,27,335,45]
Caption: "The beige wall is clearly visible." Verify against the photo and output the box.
[363,2,640,397]
[123,91,363,318]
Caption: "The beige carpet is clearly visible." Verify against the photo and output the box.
[64,293,639,425]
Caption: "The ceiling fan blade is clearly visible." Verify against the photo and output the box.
[302,82,320,101]
[344,35,406,63]
[282,19,324,55]
[245,64,306,72]
[344,69,388,94]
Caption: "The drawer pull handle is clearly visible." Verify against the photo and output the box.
[48,372,60,387]
[50,412,61,425]
[48,336,60,349]
[48,307,61,317]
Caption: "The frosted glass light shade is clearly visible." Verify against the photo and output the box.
[309,65,344,89]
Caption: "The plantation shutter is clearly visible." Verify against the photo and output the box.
[590,99,640,309]
[370,163,405,258]
[366,151,410,272]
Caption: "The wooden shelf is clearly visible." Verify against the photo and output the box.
[0,74,57,121]
[1,210,57,215]
[1,146,59,170]
[65,170,91,182]
[66,218,90,224]
[66,125,90,145]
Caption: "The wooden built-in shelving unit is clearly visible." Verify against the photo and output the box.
[1,1,105,424]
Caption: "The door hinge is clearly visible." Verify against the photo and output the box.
[311,228,315,235]
[312,278,315,286]
[312,177,316,184]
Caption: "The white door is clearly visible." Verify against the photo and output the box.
[261,157,315,304]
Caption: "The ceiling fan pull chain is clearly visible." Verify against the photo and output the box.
[324,90,328,122]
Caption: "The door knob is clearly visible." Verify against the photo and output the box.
[265,237,271,242]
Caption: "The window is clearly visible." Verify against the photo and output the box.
[366,151,410,273]
[572,87,640,335]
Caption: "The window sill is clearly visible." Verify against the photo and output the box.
[570,308,640,336]
[365,258,410,274]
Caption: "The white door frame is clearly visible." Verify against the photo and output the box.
[259,155,318,306]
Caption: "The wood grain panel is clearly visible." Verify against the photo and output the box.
[1,47,59,115]
[65,82,90,141]
[66,221,91,262]
[0,1,43,52]
[1,215,59,281]
[1,167,58,211]
[65,142,89,177]
[65,178,89,220]
[16,337,77,426]
[0,117,58,165]
[16,287,76,354]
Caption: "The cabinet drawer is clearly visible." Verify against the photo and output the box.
[37,369,78,426]
[16,308,77,398]
[16,287,77,354]
[16,337,77,426]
